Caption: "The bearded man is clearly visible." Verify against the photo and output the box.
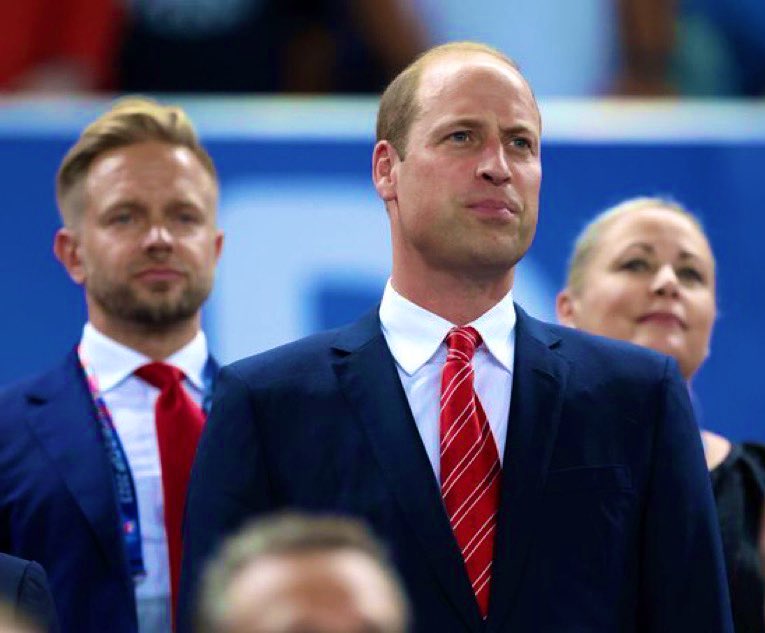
[0,97,224,633]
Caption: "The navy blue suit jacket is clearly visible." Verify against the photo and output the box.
[179,307,732,633]
[0,349,217,633]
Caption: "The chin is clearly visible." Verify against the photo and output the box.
[635,334,683,360]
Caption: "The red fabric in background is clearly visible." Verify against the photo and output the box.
[0,0,123,89]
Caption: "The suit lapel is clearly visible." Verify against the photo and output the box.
[332,310,484,631]
[25,351,131,589]
[487,308,568,632]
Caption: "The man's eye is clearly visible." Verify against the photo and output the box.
[111,212,133,224]
[448,131,471,143]
[172,206,203,225]
[511,137,532,149]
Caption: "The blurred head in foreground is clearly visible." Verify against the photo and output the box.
[196,514,410,633]
[556,196,716,381]
[0,604,41,633]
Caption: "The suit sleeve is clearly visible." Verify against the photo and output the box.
[18,561,59,633]
[178,366,273,633]
[638,357,733,632]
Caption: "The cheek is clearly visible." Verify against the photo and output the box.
[189,237,221,268]
[515,162,542,193]
[579,287,636,335]
[79,239,110,269]
[689,298,716,342]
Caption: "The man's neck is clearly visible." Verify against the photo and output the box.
[391,267,514,325]
[88,314,201,361]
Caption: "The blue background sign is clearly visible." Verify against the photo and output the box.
[1,98,763,440]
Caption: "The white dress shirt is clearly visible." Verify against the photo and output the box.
[78,323,208,633]
[379,280,516,481]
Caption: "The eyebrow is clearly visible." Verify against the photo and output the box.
[501,124,538,138]
[620,242,704,262]
[432,117,538,139]
[101,200,144,214]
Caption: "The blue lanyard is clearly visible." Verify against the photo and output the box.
[78,347,146,580]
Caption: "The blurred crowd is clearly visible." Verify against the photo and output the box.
[1,0,763,97]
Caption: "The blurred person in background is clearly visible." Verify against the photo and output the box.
[0,0,122,92]
[0,97,223,633]
[118,0,427,93]
[617,0,765,95]
[413,0,619,96]
[413,0,763,97]
[0,555,57,633]
[195,514,409,633]
[557,196,765,632]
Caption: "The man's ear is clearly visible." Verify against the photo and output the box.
[53,227,86,285]
[555,289,578,327]
[372,140,400,203]
[213,229,224,262]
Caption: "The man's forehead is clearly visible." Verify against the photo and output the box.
[88,142,194,175]
[419,52,526,95]
[85,143,217,194]
[414,52,539,125]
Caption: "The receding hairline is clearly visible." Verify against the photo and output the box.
[421,50,536,107]
[375,41,540,157]
[415,43,522,79]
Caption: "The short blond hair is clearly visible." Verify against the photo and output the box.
[565,196,714,295]
[196,513,410,633]
[56,97,216,227]
[376,41,532,158]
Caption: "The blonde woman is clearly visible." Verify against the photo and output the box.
[557,197,765,632]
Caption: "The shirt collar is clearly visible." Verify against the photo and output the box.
[79,323,209,392]
[379,280,516,375]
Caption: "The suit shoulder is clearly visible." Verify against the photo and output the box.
[534,318,673,382]
[0,552,27,587]
[224,322,360,385]
[0,355,79,418]
[0,372,44,414]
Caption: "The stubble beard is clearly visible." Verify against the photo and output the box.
[89,275,212,331]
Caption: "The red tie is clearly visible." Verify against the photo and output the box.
[134,362,205,629]
[440,326,501,619]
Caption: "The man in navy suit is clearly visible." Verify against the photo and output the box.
[180,42,732,632]
[0,98,223,632]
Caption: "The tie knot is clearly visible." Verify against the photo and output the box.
[134,362,184,390]
[445,326,482,362]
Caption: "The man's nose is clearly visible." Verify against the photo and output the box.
[143,224,174,249]
[651,264,680,297]
[477,141,511,186]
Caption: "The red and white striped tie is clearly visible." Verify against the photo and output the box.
[440,326,501,619]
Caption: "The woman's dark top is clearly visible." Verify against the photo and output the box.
[711,442,765,633]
